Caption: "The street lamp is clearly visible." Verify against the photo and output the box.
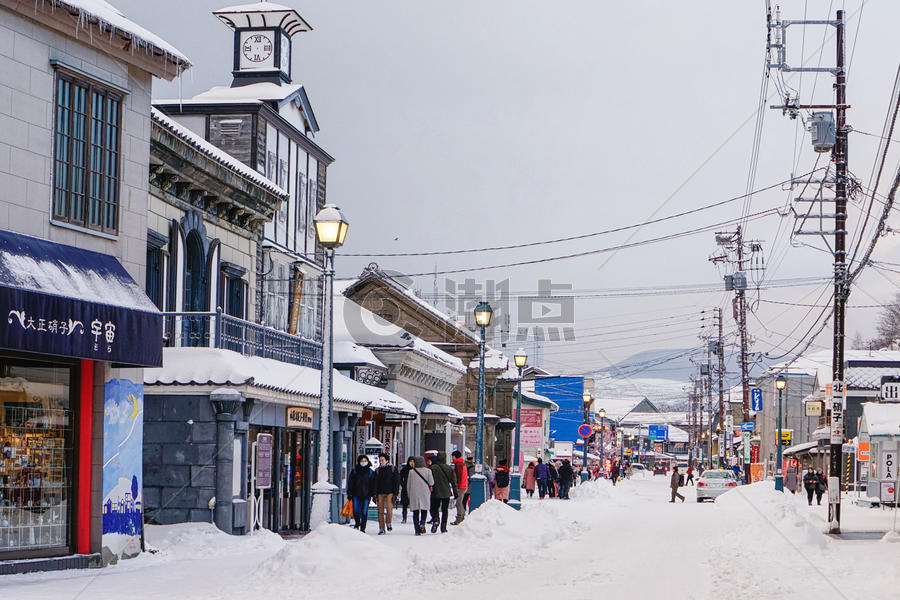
[469,301,493,511]
[581,392,592,482]
[310,204,349,528]
[509,349,528,510]
[775,373,787,492]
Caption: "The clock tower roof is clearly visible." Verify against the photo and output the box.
[214,2,312,35]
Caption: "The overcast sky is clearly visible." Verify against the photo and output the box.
[117,0,900,379]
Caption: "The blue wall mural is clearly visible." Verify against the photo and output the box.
[536,376,585,444]
[102,379,143,558]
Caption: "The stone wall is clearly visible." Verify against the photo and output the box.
[143,394,218,525]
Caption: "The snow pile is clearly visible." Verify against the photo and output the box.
[715,481,827,549]
[259,523,406,580]
[145,523,284,560]
[569,479,616,501]
[452,499,569,551]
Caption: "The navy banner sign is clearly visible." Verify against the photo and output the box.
[0,287,162,367]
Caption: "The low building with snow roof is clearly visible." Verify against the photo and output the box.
[0,0,189,572]
[859,402,900,502]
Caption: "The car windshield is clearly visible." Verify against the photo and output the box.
[701,471,734,479]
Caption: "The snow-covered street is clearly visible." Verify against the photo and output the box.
[2,476,899,600]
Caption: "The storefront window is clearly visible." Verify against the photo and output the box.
[0,360,73,556]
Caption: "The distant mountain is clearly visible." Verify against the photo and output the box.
[595,348,701,382]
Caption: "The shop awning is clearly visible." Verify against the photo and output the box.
[420,398,463,422]
[0,230,162,366]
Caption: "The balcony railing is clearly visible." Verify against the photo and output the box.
[162,309,323,370]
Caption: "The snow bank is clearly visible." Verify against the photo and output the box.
[569,479,616,501]
[715,481,827,549]
[145,523,284,560]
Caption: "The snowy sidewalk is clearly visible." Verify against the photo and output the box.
[2,477,900,599]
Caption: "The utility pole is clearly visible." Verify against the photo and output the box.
[767,7,847,534]
[830,9,848,535]
[736,228,751,484]
[717,307,725,468]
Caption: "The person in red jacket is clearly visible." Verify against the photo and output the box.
[450,450,469,524]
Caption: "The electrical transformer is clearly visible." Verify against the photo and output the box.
[810,111,836,153]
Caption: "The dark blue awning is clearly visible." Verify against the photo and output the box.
[0,230,162,367]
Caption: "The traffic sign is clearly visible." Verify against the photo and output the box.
[648,424,669,441]
[751,388,763,412]
[740,422,754,431]
[578,424,593,438]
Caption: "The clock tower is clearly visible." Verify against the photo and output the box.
[214,1,312,87]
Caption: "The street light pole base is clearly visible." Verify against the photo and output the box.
[310,481,338,529]
[508,473,522,511]
[468,474,489,511]
[774,476,784,492]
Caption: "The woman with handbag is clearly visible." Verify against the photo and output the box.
[405,456,434,536]
[347,455,374,532]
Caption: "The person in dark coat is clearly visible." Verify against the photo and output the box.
[815,468,827,505]
[802,467,817,505]
[558,459,574,499]
[669,466,685,503]
[548,461,559,498]
[399,457,415,523]
[347,455,374,532]
[535,458,550,499]
[428,452,458,533]
[373,453,400,535]
[610,461,620,486]
[685,466,695,486]
[494,459,511,503]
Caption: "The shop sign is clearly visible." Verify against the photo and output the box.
[382,427,393,455]
[256,433,273,489]
[857,441,870,462]
[520,427,543,446]
[742,432,751,464]
[880,450,897,481]
[776,430,793,446]
[515,409,543,428]
[805,401,823,417]
[286,406,314,429]
[830,381,844,444]
[881,481,897,502]
[750,444,760,463]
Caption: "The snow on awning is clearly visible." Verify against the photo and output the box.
[214,2,312,35]
[144,347,417,417]
[332,341,386,369]
[0,229,161,366]
[420,399,463,421]
[783,441,818,455]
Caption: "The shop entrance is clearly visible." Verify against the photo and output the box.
[249,427,316,533]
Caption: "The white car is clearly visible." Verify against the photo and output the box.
[696,470,738,502]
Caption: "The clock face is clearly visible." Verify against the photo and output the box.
[242,34,273,63]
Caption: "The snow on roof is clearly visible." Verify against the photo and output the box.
[144,347,416,417]
[783,441,818,455]
[768,349,900,391]
[189,82,304,104]
[332,341,386,369]
[594,397,651,421]
[213,2,312,33]
[520,390,559,412]
[468,348,509,371]
[53,0,190,68]
[151,108,286,197]
[333,295,464,372]
[846,363,900,391]
[861,403,900,437]
[617,411,691,427]
[420,401,463,420]
[667,425,689,443]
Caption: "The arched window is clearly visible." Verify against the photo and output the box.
[184,231,207,312]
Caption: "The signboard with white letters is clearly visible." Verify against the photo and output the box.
[880,450,897,482]
[830,381,844,444]
[880,481,897,503]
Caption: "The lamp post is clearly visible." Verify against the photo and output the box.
[309,204,349,528]
[509,349,528,510]
[581,392,592,482]
[469,301,493,511]
[597,408,606,478]
[775,374,787,492]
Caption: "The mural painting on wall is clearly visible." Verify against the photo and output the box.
[102,379,144,561]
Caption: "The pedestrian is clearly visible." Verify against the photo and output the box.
[451,450,468,525]
[558,459,574,499]
[610,460,620,486]
[399,456,414,523]
[785,464,798,495]
[535,458,549,499]
[685,465,695,486]
[428,452,458,533]
[731,463,742,480]
[463,454,476,511]
[405,456,434,536]
[669,466,685,503]
[802,467,817,505]
[347,455,374,532]
[815,468,827,506]
[494,459,511,503]
[373,452,399,535]
[524,461,536,497]
[548,460,559,498]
